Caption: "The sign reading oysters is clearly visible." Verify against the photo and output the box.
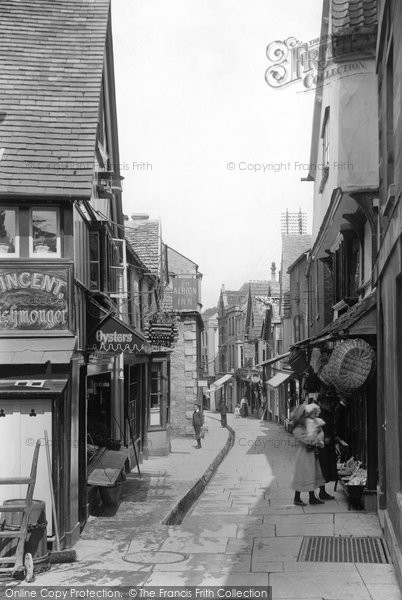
[0,265,71,331]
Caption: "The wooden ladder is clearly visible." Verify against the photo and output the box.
[0,440,41,579]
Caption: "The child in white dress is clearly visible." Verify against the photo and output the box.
[304,403,325,447]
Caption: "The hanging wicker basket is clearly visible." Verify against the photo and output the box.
[317,364,333,387]
[288,348,309,374]
[326,338,376,394]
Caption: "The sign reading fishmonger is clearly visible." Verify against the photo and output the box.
[0,266,70,331]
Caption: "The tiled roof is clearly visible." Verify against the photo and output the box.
[239,280,279,340]
[0,0,110,198]
[332,0,377,33]
[224,290,244,308]
[125,220,161,275]
[239,281,269,297]
[321,291,376,335]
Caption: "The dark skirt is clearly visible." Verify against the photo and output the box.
[240,404,248,417]
[318,444,338,482]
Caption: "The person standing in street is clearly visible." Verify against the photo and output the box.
[260,396,268,422]
[290,404,326,506]
[218,398,228,428]
[240,396,248,418]
[192,403,203,449]
[317,391,338,500]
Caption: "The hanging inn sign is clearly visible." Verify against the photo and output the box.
[0,263,73,334]
[87,314,150,355]
[172,276,198,311]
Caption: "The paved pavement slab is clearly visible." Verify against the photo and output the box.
[17,412,401,600]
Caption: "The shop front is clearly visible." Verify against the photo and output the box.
[210,374,234,413]
[0,262,78,545]
[82,307,151,514]
[266,371,296,424]
[292,294,377,510]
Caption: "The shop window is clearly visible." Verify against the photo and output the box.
[0,208,19,256]
[108,237,127,298]
[89,231,100,291]
[30,208,60,257]
[348,237,361,297]
[150,362,162,426]
[150,361,168,428]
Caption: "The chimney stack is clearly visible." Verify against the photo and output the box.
[271,262,276,281]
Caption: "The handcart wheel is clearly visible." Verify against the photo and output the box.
[24,553,34,582]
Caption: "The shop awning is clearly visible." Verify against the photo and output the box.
[256,352,291,367]
[267,371,294,388]
[210,374,233,389]
[0,336,76,365]
[0,378,68,397]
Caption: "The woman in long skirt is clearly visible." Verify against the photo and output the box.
[240,396,248,418]
[290,404,326,506]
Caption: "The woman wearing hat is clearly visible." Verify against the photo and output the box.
[290,403,326,506]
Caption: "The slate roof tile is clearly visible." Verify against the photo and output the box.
[125,220,161,275]
[0,0,110,198]
[331,0,377,33]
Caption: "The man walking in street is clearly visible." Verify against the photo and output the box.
[218,398,228,428]
[193,403,203,449]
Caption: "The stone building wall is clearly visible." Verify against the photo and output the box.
[170,315,199,435]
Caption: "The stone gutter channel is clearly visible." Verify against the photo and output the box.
[161,425,235,526]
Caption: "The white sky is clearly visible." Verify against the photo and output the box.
[111,1,323,308]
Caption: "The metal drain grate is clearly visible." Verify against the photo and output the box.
[298,536,389,563]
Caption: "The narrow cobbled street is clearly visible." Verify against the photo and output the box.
[24,413,401,600]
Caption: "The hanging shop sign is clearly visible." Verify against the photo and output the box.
[172,277,198,311]
[0,263,72,333]
[87,315,150,354]
[244,344,255,360]
[144,311,178,348]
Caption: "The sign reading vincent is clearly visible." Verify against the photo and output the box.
[0,265,72,332]
[172,276,198,311]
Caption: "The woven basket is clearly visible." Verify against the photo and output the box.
[288,348,309,374]
[317,364,333,387]
[327,338,375,394]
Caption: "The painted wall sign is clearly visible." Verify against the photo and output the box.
[0,264,72,332]
[88,315,150,354]
[172,277,198,311]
